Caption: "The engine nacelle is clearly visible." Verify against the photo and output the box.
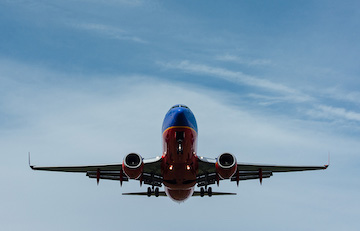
[216,153,237,179]
[122,153,144,179]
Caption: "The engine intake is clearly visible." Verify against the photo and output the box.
[122,153,144,179]
[216,153,237,179]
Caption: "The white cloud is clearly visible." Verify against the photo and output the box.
[1,60,359,231]
[71,22,147,43]
[216,54,273,66]
[160,60,313,103]
[308,105,360,122]
[160,60,360,127]
[321,87,360,105]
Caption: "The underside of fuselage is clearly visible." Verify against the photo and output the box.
[161,105,198,202]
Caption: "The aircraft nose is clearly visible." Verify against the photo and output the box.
[162,105,198,133]
[172,108,189,126]
[173,108,187,124]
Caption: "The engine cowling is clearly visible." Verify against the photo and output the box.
[215,153,237,179]
[122,153,144,179]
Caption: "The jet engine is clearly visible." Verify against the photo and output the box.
[215,153,237,179]
[122,153,144,179]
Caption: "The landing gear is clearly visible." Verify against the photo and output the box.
[147,187,160,197]
[200,187,212,197]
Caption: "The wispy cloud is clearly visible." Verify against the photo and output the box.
[308,105,360,122]
[72,23,147,43]
[216,54,273,67]
[100,0,145,7]
[160,60,360,127]
[160,60,312,103]
[246,94,286,106]
[321,87,360,105]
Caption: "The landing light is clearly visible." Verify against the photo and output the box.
[169,165,173,170]
[186,165,191,170]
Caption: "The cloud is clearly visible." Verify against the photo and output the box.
[308,105,360,122]
[1,59,360,231]
[157,60,360,131]
[71,23,147,43]
[216,54,273,66]
[321,87,360,105]
[160,60,313,103]
[97,0,145,7]
[246,93,286,106]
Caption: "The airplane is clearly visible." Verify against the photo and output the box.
[30,104,328,202]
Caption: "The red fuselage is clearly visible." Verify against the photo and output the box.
[160,105,199,202]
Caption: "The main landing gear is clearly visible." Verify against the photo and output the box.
[200,187,212,197]
[147,187,160,197]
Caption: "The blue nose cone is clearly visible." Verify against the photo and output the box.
[162,105,198,133]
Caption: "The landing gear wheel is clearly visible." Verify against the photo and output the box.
[154,187,159,197]
[200,187,205,197]
[147,187,152,197]
[207,187,212,197]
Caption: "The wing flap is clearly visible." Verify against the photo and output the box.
[86,171,129,182]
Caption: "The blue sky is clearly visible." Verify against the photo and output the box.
[1,1,360,230]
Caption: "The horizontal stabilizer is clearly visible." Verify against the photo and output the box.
[122,191,236,197]
[122,191,167,197]
[192,191,236,196]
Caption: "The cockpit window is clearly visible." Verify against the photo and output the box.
[170,105,189,109]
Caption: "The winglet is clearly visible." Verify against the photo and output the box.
[28,152,34,169]
[324,152,330,169]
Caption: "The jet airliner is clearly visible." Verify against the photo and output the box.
[30,105,328,202]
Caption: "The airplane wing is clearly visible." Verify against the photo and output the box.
[30,155,163,187]
[196,155,328,187]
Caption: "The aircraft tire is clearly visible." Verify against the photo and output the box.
[200,187,205,197]
[208,187,212,197]
[147,187,152,197]
[155,187,159,197]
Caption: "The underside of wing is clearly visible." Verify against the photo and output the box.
[31,163,131,182]
[230,163,328,184]
[236,163,328,172]
[30,154,163,186]
[30,164,122,172]
[197,155,328,187]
